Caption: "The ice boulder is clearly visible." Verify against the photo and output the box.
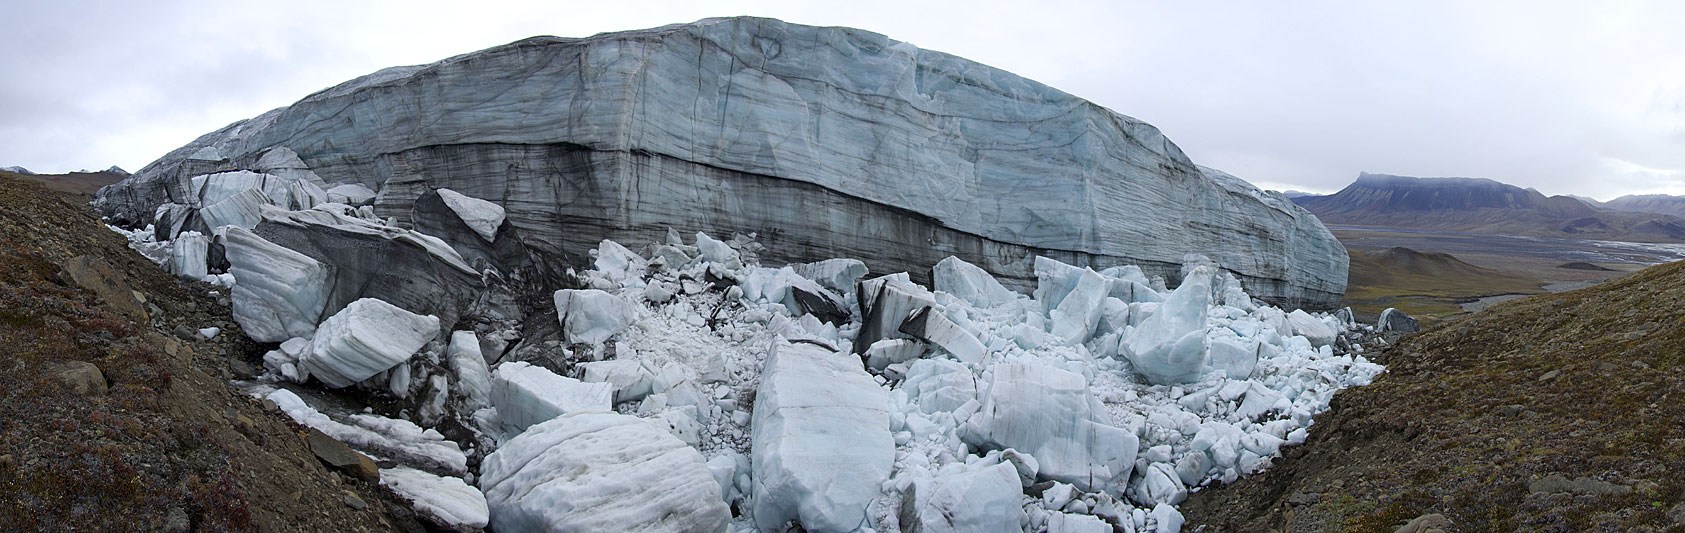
[170,231,209,280]
[491,361,613,431]
[1207,336,1259,380]
[934,256,1018,308]
[479,412,730,532]
[303,298,441,388]
[379,467,489,529]
[752,341,893,532]
[900,462,1025,533]
[578,359,656,404]
[554,289,635,345]
[1048,266,1108,345]
[434,188,505,242]
[448,331,493,410]
[695,231,742,269]
[1288,309,1336,346]
[1120,265,1214,385]
[962,361,1136,494]
[224,226,330,342]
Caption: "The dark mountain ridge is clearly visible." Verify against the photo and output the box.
[1295,173,1685,242]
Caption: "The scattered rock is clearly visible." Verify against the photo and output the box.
[163,507,190,533]
[53,361,106,396]
[1528,473,1633,496]
[228,358,258,379]
[342,490,368,510]
[171,324,198,341]
[1394,513,1452,533]
[305,429,379,483]
[1538,369,1562,382]
[61,255,148,323]
[0,454,14,470]
[1378,307,1420,333]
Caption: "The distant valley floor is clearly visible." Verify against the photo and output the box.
[1329,225,1660,323]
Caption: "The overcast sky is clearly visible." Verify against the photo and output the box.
[4,0,1684,200]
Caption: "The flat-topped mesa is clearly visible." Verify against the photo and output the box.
[94,16,1347,309]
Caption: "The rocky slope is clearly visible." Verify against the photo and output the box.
[0,173,432,531]
[1181,259,1685,531]
[92,16,1346,309]
[1296,173,1685,242]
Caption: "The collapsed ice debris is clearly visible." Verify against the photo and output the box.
[132,180,1379,531]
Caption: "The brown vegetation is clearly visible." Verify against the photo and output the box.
[1183,258,1685,531]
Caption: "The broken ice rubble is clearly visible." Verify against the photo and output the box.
[135,185,1380,532]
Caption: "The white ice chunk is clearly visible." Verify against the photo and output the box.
[448,331,493,411]
[902,358,978,414]
[791,258,868,294]
[224,226,330,342]
[1048,266,1108,345]
[435,188,505,242]
[590,239,647,287]
[198,327,220,339]
[303,298,440,388]
[933,255,1018,308]
[479,412,729,532]
[903,462,1025,533]
[553,289,635,345]
[578,359,656,404]
[961,361,1137,494]
[491,361,613,431]
[695,231,742,269]
[1121,265,1214,385]
[1047,511,1113,533]
[1287,309,1335,347]
[379,466,489,528]
[170,231,209,280]
[1151,502,1184,533]
[1207,336,1259,380]
[752,341,893,532]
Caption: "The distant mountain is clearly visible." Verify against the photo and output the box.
[1604,194,1685,218]
[1278,190,1318,199]
[1566,194,1606,208]
[0,167,129,197]
[1295,172,1685,242]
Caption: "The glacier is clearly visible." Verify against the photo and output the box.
[94,16,1346,309]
